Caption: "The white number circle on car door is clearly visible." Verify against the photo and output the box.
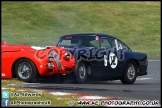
[109,52,118,69]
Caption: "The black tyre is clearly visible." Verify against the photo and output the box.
[120,60,137,84]
[73,61,88,84]
[14,59,39,83]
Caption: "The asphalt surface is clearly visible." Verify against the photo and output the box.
[9,61,161,101]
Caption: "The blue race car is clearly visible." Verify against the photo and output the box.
[56,33,148,84]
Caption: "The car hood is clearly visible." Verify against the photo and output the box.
[2,44,67,53]
[2,44,48,52]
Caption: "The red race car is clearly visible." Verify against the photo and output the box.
[1,40,76,83]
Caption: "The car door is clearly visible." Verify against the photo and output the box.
[88,37,112,77]
[96,37,112,76]
[108,38,126,77]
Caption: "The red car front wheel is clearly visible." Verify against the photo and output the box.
[14,59,39,83]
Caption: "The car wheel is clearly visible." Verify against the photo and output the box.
[120,60,137,84]
[14,59,39,83]
[73,61,88,84]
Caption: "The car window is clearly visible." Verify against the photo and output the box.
[89,40,99,48]
[71,39,83,46]
[109,38,131,51]
[117,40,128,50]
[101,38,111,48]
[59,39,83,46]
[109,38,116,48]
[58,36,99,48]
[59,40,71,46]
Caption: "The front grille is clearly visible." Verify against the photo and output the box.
[65,68,72,71]
[48,69,53,72]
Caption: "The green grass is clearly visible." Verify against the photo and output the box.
[1,80,72,107]
[2,79,24,87]
[1,79,84,106]
[2,1,160,59]
[2,80,115,107]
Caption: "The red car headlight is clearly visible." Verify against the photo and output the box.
[64,51,70,60]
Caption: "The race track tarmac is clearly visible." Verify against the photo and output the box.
[9,61,161,101]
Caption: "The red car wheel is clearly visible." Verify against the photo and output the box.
[14,59,39,83]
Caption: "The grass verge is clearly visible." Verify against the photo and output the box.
[2,81,116,107]
[2,1,160,59]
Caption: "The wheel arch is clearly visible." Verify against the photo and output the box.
[11,57,39,78]
[73,58,91,83]
[77,56,91,67]
[122,59,140,75]
[120,58,139,84]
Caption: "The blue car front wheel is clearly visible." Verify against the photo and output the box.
[120,60,137,84]
[73,60,88,84]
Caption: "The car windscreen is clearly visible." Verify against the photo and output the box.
[58,36,99,48]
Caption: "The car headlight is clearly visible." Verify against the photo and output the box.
[64,51,70,60]
[48,50,58,61]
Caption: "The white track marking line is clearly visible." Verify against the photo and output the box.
[1,88,10,90]
[136,78,152,80]
[114,78,152,82]
[148,60,160,61]
[57,97,80,100]
[79,96,107,100]
[31,89,44,92]
[8,84,17,86]
[16,90,26,91]
[49,92,72,96]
